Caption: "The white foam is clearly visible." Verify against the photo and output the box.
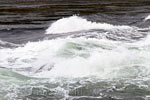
[45,16,132,34]
[1,37,150,79]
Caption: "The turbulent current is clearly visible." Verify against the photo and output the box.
[1,0,150,100]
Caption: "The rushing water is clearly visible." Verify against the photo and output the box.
[0,0,150,100]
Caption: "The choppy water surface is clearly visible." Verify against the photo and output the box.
[1,0,150,100]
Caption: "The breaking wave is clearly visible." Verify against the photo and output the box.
[45,16,133,34]
[0,35,150,79]
[1,15,150,100]
[0,16,150,79]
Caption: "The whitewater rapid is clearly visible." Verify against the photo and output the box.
[0,15,150,79]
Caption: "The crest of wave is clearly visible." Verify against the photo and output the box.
[45,16,133,34]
